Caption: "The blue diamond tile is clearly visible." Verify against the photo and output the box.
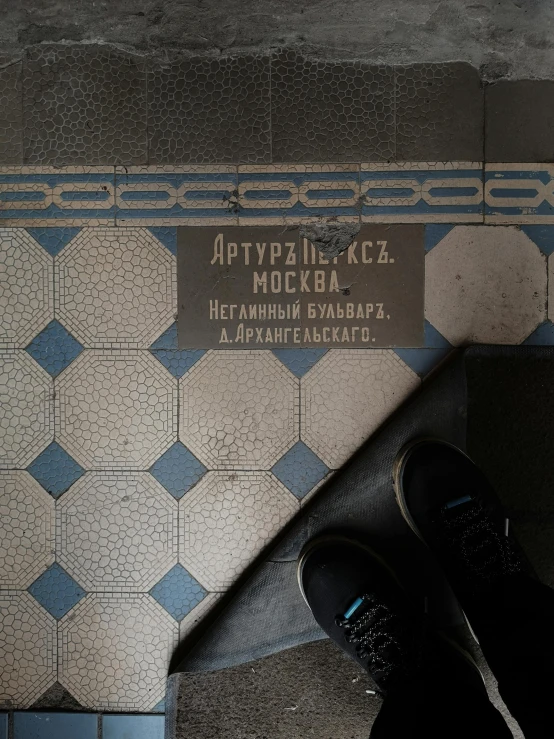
[26,320,83,377]
[150,564,206,621]
[424,319,451,348]
[151,699,166,713]
[27,442,84,498]
[424,224,454,252]
[150,323,205,377]
[272,348,327,378]
[394,347,451,377]
[26,227,81,256]
[272,441,329,498]
[151,322,179,350]
[149,442,206,499]
[149,226,177,255]
[523,320,554,345]
[521,225,554,256]
[28,563,86,619]
[152,349,205,378]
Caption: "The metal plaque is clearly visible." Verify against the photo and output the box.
[177,225,424,349]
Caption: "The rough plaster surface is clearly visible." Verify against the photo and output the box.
[0,0,553,79]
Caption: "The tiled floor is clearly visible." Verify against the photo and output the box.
[1,161,553,721]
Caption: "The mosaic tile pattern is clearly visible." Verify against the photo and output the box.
[55,351,177,469]
[0,351,53,468]
[26,442,84,498]
[237,163,360,224]
[396,63,483,161]
[426,226,546,345]
[57,472,178,592]
[301,350,419,469]
[0,228,53,347]
[149,442,207,499]
[0,471,54,588]
[25,320,83,377]
[271,441,330,499]
[149,564,206,621]
[55,228,176,348]
[150,323,205,378]
[485,164,554,224]
[361,162,483,223]
[179,351,299,470]
[0,592,57,708]
[28,563,86,620]
[23,45,147,165]
[0,168,115,226]
[0,61,22,165]
[181,471,299,591]
[59,594,178,710]
[149,56,270,164]
[271,50,394,162]
[115,166,238,226]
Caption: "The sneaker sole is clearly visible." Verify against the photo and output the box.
[392,438,481,645]
[297,532,484,685]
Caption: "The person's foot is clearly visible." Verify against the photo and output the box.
[393,439,530,621]
[297,535,483,695]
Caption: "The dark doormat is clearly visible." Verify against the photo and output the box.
[167,346,553,738]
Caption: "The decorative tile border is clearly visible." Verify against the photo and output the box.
[0,168,115,226]
[115,165,238,226]
[485,164,554,224]
[361,162,483,223]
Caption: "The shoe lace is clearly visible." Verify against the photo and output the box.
[436,497,525,589]
[335,594,417,688]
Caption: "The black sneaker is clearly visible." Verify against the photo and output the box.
[393,439,530,621]
[297,535,483,696]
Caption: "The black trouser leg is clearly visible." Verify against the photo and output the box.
[466,575,554,739]
[370,674,513,738]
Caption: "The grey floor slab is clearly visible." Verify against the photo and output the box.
[148,55,271,164]
[396,63,483,161]
[485,80,554,162]
[0,60,22,165]
[271,49,395,162]
[23,45,147,165]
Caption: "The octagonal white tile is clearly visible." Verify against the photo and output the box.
[57,472,178,592]
[59,594,178,711]
[426,226,547,345]
[179,351,299,470]
[56,350,177,469]
[55,228,176,348]
[180,471,299,591]
[0,592,57,708]
[0,471,54,588]
[0,228,53,348]
[301,350,419,469]
[0,351,53,468]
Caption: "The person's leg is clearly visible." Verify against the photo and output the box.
[395,439,554,739]
[297,535,512,739]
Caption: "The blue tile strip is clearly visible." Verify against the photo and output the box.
[28,563,86,619]
[485,167,554,223]
[26,320,83,377]
[149,564,207,621]
[102,714,165,739]
[272,441,329,498]
[0,171,115,224]
[27,442,84,498]
[14,712,97,739]
[0,713,6,739]
[361,167,483,221]
[149,442,206,499]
